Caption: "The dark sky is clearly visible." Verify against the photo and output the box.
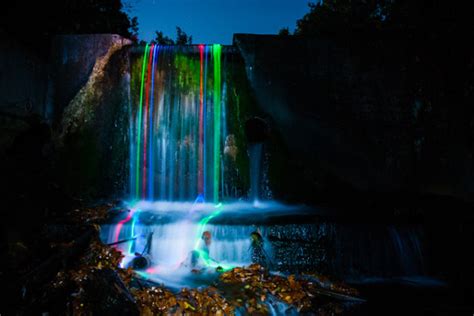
[124,0,311,44]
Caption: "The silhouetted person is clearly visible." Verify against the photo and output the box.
[190,231,212,269]
[250,231,269,268]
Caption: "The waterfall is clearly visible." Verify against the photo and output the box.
[248,143,263,202]
[129,44,224,202]
[105,223,255,266]
[110,44,432,287]
[102,217,427,281]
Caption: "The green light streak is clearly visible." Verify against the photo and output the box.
[135,44,149,199]
[127,214,138,254]
[213,44,222,203]
[194,203,222,249]
[193,249,232,270]
[193,203,233,271]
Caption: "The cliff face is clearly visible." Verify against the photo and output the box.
[0,32,50,156]
[234,34,474,203]
[1,34,132,209]
[2,32,472,205]
[52,35,132,199]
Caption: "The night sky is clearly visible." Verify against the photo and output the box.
[124,0,311,44]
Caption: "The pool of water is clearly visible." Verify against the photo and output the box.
[101,200,436,290]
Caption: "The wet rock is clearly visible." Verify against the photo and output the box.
[80,268,139,315]
[245,117,268,143]
[52,35,132,199]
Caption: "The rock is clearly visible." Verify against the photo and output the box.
[81,268,139,316]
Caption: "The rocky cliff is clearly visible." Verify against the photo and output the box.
[235,34,474,204]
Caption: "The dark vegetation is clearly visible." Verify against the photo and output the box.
[294,0,472,38]
[269,3,474,310]
[1,0,138,56]
[295,1,474,143]
[153,26,193,45]
[271,0,474,206]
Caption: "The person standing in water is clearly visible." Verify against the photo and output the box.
[187,231,214,270]
[250,230,270,268]
[193,231,211,264]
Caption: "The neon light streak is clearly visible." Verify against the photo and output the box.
[146,266,160,274]
[135,44,150,199]
[198,44,204,194]
[127,212,138,253]
[193,248,232,271]
[148,45,159,200]
[194,204,222,249]
[134,270,150,279]
[213,44,222,203]
[129,80,134,198]
[193,203,233,270]
[142,44,155,198]
[189,193,205,215]
[203,46,208,199]
[114,211,133,243]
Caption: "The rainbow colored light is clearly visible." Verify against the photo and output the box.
[142,44,155,198]
[193,202,233,271]
[124,43,229,273]
[213,44,222,203]
[114,210,134,243]
[198,44,204,194]
[135,44,149,198]
[148,45,159,199]
[131,44,223,202]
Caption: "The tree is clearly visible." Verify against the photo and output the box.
[153,26,193,45]
[293,0,472,38]
[129,16,140,39]
[175,27,193,45]
[278,27,291,36]
[294,0,387,36]
[1,0,138,53]
[154,31,175,45]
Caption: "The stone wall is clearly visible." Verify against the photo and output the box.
[234,34,474,203]
[2,32,472,204]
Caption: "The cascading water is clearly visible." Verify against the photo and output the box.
[129,44,223,203]
[245,117,271,202]
[248,143,263,202]
[103,43,432,292]
[114,43,265,280]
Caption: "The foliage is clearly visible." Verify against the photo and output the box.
[176,26,193,45]
[154,26,193,45]
[129,16,140,39]
[40,204,361,314]
[133,287,234,315]
[295,0,472,38]
[132,264,357,314]
[154,31,175,45]
[219,264,357,313]
[295,0,387,36]
[2,0,138,44]
[278,27,291,36]
[285,0,474,204]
